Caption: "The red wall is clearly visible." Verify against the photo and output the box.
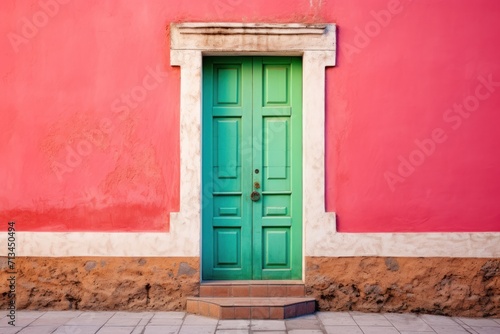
[1,0,499,232]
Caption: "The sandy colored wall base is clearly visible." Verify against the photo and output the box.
[0,257,199,311]
[306,257,500,317]
[3,256,499,317]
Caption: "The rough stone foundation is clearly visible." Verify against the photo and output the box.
[2,256,499,316]
[0,257,199,311]
[306,257,500,317]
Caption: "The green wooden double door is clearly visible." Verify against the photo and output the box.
[202,57,302,280]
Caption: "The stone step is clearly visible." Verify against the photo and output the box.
[186,296,316,320]
[199,280,306,298]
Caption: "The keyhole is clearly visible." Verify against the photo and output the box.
[255,169,259,174]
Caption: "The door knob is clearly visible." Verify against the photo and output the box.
[250,191,261,202]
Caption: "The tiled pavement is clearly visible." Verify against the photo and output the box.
[1,311,500,334]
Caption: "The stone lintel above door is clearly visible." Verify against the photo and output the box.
[171,22,336,55]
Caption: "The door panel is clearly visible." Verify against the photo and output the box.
[202,56,302,280]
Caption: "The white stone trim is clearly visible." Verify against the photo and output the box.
[170,22,337,52]
[170,23,338,263]
[175,22,328,35]
[7,232,499,257]
[3,23,498,259]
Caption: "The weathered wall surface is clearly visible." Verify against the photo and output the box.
[326,0,500,232]
[306,257,500,317]
[1,0,500,233]
[0,257,199,310]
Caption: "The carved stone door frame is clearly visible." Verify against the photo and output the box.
[169,23,337,277]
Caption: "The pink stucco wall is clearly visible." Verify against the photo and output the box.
[1,0,499,232]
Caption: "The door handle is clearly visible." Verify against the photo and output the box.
[250,191,261,202]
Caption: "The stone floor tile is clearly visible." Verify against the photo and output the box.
[11,311,45,327]
[457,318,500,327]
[0,323,14,328]
[352,313,392,327]
[384,313,433,331]
[131,326,146,334]
[253,331,286,334]
[385,313,421,320]
[182,314,218,326]
[179,325,217,334]
[251,319,286,330]
[113,311,154,319]
[430,325,470,333]
[38,311,83,318]
[291,314,318,320]
[65,314,112,327]
[143,325,181,334]
[471,327,500,334]
[0,327,22,334]
[147,318,183,326]
[3,319,36,327]
[285,319,322,330]
[2,310,498,334]
[67,312,115,322]
[30,315,82,326]
[17,326,58,334]
[152,312,186,319]
[217,319,251,329]
[137,318,152,326]
[97,327,135,334]
[324,325,363,334]
[104,316,141,327]
[317,312,357,326]
[349,311,370,316]
[392,321,434,331]
[52,325,102,334]
[16,311,47,318]
[360,326,400,334]
[318,311,350,318]
[420,314,459,326]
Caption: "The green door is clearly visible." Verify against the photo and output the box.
[202,56,302,280]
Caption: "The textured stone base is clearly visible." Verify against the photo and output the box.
[0,257,199,311]
[2,256,499,317]
[305,257,500,317]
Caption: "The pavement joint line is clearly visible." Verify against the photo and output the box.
[1,311,499,333]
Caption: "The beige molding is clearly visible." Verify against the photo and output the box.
[176,22,328,35]
[171,22,337,53]
[170,22,337,264]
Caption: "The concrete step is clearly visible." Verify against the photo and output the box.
[199,280,306,298]
[186,296,316,319]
